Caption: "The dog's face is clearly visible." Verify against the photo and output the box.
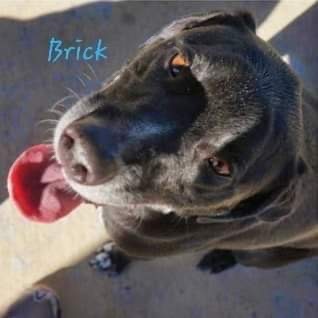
[54,11,301,221]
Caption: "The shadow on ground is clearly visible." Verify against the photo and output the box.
[0,0,277,203]
[270,3,318,95]
[39,253,318,318]
[1,1,318,317]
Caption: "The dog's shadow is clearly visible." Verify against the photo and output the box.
[39,251,318,317]
[1,1,318,317]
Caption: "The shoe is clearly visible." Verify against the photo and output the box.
[3,285,61,318]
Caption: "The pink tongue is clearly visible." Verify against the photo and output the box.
[7,144,83,223]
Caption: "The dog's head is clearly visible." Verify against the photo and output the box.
[54,11,303,222]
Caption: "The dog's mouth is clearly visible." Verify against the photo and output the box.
[7,143,174,223]
[7,144,86,223]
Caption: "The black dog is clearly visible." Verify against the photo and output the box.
[53,11,318,275]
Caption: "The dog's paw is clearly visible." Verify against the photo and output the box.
[89,242,130,277]
[197,250,237,274]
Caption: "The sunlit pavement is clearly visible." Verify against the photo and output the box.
[0,1,317,316]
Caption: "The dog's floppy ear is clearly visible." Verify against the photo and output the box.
[234,11,256,33]
[143,11,256,47]
[256,157,307,223]
[181,11,256,33]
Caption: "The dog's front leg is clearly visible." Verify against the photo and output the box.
[89,241,131,277]
[197,249,237,274]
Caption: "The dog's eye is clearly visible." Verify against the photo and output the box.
[208,156,231,176]
[169,53,190,77]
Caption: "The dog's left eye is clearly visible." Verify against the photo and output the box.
[169,53,190,77]
[208,156,231,176]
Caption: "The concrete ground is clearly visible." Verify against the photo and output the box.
[0,1,317,317]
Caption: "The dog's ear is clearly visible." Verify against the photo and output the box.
[234,11,256,33]
[143,11,256,47]
[257,157,307,223]
[180,11,256,33]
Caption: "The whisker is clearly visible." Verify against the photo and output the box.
[72,192,81,200]
[45,127,55,134]
[185,215,190,235]
[50,95,74,112]
[85,61,98,80]
[65,187,75,195]
[43,126,56,136]
[128,206,144,232]
[52,104,66,112]
[172,212,183,227]
[48,109,64,117]
[82,72,92,81]
[42,138,54,144]
[77,75,86,88]
[66,87,81,101]
[49,153,56,162]
[36,119,59,129]
[134,213,144,232]
[38,118,59,124]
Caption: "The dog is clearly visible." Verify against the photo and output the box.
[53,11,318,275]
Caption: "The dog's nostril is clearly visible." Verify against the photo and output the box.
[58,122,120,185]
[70,163,88,183]
[60,133,74,150]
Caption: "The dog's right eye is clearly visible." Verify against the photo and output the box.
[169,53,190,77]
[208,156,232,177]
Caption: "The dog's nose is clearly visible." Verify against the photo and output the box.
[57,123,117,185]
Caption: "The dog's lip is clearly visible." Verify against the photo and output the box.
[82,198,99,207]
[63,176,288,224]
[65,180,270,223]
[195,185,291,224]
[80,193,250,223]
[195,201,260,224]
[85,200,173,212]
